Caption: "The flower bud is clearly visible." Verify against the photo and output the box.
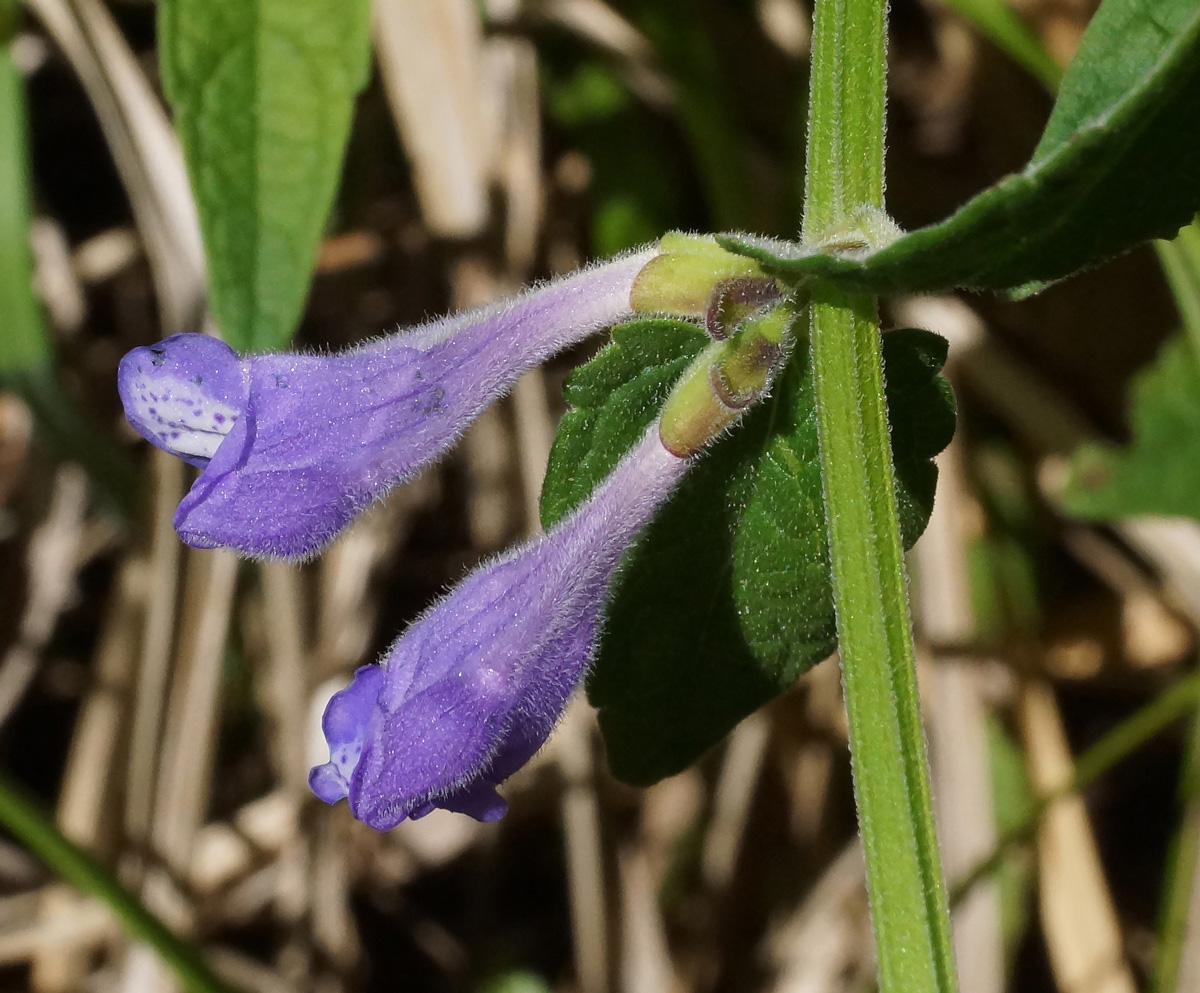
[630,233,768,317]
[659,303,795,457]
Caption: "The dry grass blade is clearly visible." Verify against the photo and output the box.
[32,556,144,991]
[153,549,239,871]
[767,841,872,993]
[313,474,439,678]
[124,451,184,847]
[29,217,86,334]
[453,259,519,550]
[119,548,238,993]
[756,0,811,57]
[1020,681,1137,993]
[25,0,205,335]
[309,816,358,976]
[482,11,551,535]
[556,700,609,993]
[925,659,1004,993]
[930,299,1200,993]
[702,712,770,894]
[1117,521,1200,631]
[1172,856,1200,993]
[617,844,678,993]
[0,464,88,728]
[1061,528,1192,670]
[259,563,310,792]
[911,382,1004,993]
[0,890,117,966]
[481,13,543,273]
[373,0,490,238]
[511,370,555,535]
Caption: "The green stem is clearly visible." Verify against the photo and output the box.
[0,773,243,993]
[803,0,958,991]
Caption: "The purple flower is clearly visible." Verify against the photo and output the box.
[309,424,689,828]
[117,249,656,558]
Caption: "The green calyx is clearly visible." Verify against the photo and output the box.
[659,302,798,457]
[634,232,772,317]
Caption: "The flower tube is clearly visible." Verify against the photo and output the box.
[309,422,690,828]
[117,248,656,558]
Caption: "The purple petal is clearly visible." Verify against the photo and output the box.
[118,249,656,559]
[439,781,508,822]
[307,665,385,804]
[311,424,689,827]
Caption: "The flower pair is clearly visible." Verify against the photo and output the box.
[117,238,788,826]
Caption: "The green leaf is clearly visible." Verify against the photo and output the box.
[1063,331,1200,521]
[0,28,50,373]
[717,0,1200,293]
[159,0,371,351]
[541,322,955,784]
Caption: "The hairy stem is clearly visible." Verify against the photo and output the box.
[803,0,958,990]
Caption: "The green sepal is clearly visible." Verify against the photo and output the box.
[632,232,766,317]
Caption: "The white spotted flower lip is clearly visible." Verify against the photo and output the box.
[118,333,248,467]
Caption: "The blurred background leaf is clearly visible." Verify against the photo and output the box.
[159,0,372,351]
[1063,218,1200,522]
[0,5,51,375]
[0,9,131,512]
[1063,327,1200,521]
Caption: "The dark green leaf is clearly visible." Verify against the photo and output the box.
[159,0,372,351]
[718,0,1200,293]
[1063,332,1200,521]
[542,322,955,784]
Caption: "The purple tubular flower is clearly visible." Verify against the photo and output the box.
[309,424,689,828]
[117,248,657,558]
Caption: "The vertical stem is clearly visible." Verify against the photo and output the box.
[803,0,959,991]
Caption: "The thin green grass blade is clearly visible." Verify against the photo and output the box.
[0,772,243,993]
